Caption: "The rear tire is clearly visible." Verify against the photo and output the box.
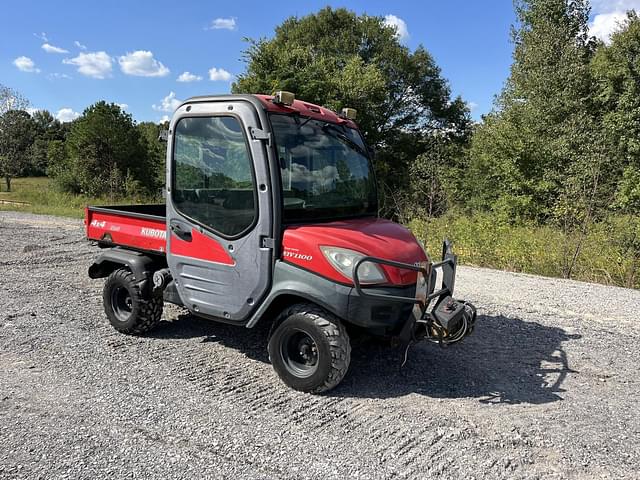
[268,304,351,393]
[103,268,163,335]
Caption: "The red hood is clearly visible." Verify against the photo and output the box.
[281,217,428,286]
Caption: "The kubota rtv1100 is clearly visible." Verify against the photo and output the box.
[86,92,477,393]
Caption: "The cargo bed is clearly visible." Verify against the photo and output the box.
[85,204,167,254]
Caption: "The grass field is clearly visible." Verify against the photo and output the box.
[412,212,639,290]
[0,177,150,218]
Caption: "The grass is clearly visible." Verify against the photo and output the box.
[0,177,152,218]
[410,212,640,290]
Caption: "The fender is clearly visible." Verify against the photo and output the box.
[246,261,351,328]
[88,247,159,285]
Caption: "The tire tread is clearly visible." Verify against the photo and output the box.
[273,303,351,393]
[104,268,163,335]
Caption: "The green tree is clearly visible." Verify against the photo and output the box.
[461,0,620,280]
[591,14,640,286]
[46,139,70,187]
[137,121,166,190]
[0,84,29,115]
[27,110,65,176]
[53,101,151,197]
[0,110,36,191]
[466,0,599,222]
[232,7,470,208]
[592,12,640,204]
[0,84,32,191]
[383,136,467,222]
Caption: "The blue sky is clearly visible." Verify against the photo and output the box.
[2,0,636,123]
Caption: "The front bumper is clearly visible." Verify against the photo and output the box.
[347,283,416,332]
[352,240,477,345]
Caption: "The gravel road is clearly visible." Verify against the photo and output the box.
[1,210,639,479]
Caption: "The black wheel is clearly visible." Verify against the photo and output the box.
[268,304,351,393]
[103,268,163,335]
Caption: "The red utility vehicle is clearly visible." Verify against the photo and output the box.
[86,92,476,393]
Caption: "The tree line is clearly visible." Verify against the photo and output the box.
[1,1,638,284]
[0,88,166,198]
[233,2,639,282]
[471,2,640,279]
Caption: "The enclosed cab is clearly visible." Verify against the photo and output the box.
[86,93,476,393]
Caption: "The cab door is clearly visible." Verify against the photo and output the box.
[166,99,272,322]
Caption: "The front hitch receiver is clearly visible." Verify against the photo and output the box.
[353,239,477,357]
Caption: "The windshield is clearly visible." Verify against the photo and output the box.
[269,114,378,222]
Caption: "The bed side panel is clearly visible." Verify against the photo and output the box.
[86,208,167,253]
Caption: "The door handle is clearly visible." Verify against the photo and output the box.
[170,222,192,241]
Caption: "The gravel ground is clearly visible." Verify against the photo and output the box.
[1,210,639,480]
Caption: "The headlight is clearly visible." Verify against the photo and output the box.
[320,246,386,284]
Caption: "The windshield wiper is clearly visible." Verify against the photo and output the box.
[321,123,368,157]
[292,113,313,129]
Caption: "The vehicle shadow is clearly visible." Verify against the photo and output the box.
[339,314,581,404]
[149,311,580,405]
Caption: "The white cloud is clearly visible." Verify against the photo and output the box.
[116,103,129,110]
[13,56,40,73]
[47,72,72,80]
[177,71,203,82]
[591,0,640,10]
[160,115,170,123]
[26,107,41,116]
[152,92,182,112]
[56,108,81,122]
[34,32,48,42]
[589,0,640,43]
[209,17,236,30]
[384,14,409,41]
[42,43,69,54]
[590,11,628,42]
[209,67,232,81]
[118,50,170,77]
[63,51,112,79]
[74,40,87,50]
[468,102,479,112]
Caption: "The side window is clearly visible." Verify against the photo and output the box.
[172,116,256,237]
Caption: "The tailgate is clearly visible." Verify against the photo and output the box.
[85,207,167,254]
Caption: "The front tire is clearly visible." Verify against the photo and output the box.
[103,268,163,335]
[268,304,351,393]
